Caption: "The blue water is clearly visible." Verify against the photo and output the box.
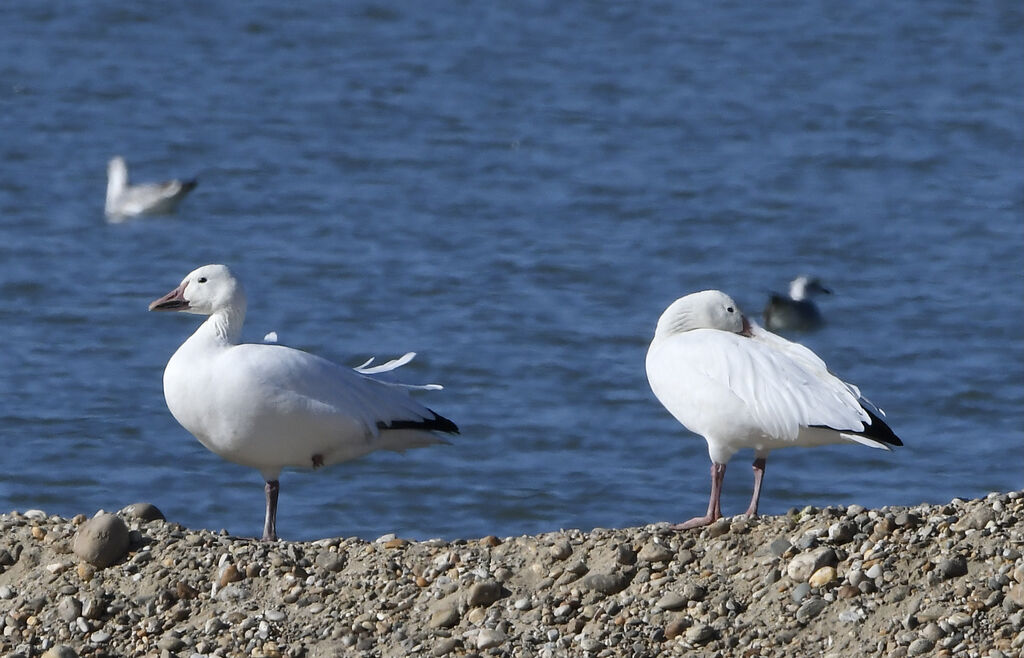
[1,2,1021,542]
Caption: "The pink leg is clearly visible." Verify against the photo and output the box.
[744,457,766,517]
[262,480,280,541]
[673,462,726,530]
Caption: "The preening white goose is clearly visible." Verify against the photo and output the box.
[149,264,458,540]
[646,290,901,530]
[105,156,197,221]
[763,275,831,332]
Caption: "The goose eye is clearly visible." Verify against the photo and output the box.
[197,277,207,284]
[726,306,734,313]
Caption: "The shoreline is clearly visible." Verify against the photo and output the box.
[1,492,1022,657]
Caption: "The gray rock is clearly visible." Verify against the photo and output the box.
[908,638,935,655]
[57,597,81,622]
[72,514,129,568]
[429,605,459,629]
[769,537,793,557]
[41,648,79,658]
[467,580,503,607]
[795,533,819,550]
[156,633,185,652]
[787,547,837,582]
[583,572,630,595]
[707,518,731,537]
[549,540,573,560]
[894,512,921,527]
[953,506,995,531]
[315,550,345,572]
[655,591,687,611]
[81,597,104,620]
[796,598,828,622]
[616,544,637,565]
[638,542,673,563]
[685,623,714,645]
[432,637,458,656]
[792,583,811,603]
[476,628,505,649]
[119,502,165,522]
[682,583,707,602]
[920,622,944,641]
[828,521,857,544]
[936,555,968,580]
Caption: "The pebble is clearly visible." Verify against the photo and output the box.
[769,537,793,557]
[475,628,506,649]
[72,513,129,568]
[119,502,165,522]
[936,555,969,580]
[809,566,837,588]
[467,580,502,607]
[549,540,573,560]
[953,506,995,531]
[218,563,243,587]
[655,591,687,611]
[0,493,1017,658]
[664,617,691,639]
[41,648,79,658]
[429,606,459,629]
[156,634,185,652]
[57,597,81,622]
[314,550,345,572]
[796,598,828,622]
[638,541,674,563]
[908,638,935,655]
[707,518,730,537]
[583,572,630,595]
[828,521,857,544]
[685,623,714,645]
[616,544,637,565]
[432,637,458,656]
[787,547,837,582]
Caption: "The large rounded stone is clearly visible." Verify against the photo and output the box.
[73,514,129,568]
[119,502,165,522]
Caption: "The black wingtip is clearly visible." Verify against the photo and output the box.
[181,179,198,192]
[811,405,902,447]
[378,409,460,435]
[862,406,902,447]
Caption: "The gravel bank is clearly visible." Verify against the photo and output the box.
[2,492,1022,658]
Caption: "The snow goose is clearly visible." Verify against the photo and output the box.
[105,156,197,221]
[763,275,831,332]
[149,264,458,540]
[646,290,901,530]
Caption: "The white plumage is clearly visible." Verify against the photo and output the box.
[646,290,901,529]
[149,264,457,540]
[105,156,197,221]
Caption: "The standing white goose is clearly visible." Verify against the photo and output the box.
[106,156,197,221]
[763,275,831,332]
[646,290,901,530]
[149,264,458,540]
